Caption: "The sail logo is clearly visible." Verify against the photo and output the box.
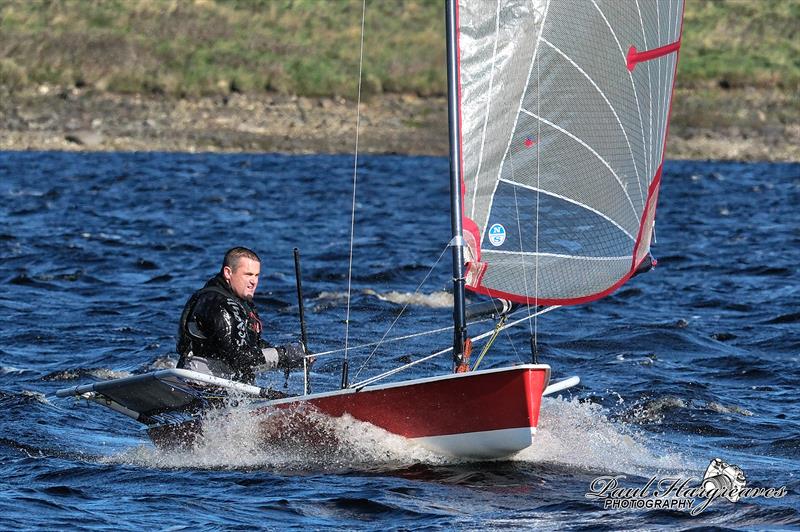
[488,224,506,246]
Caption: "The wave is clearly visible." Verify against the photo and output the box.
[364,289,453,308]
[106,405,446,471]
[514,396,692,476]
[41,368,133,382]
[316,289,452,309]
[103,394,690,477]
[0,389,51,407]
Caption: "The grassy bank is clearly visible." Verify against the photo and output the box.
[1,0,797,98]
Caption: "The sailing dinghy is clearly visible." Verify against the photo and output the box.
[57,0,684,459]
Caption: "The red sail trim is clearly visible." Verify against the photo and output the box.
[630,164,663,270]
[464,3,685,307]
[627,40,681,72]
[463,216,482,262]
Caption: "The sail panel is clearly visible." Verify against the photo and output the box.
[458,0,684,304]
[481,181,633,258]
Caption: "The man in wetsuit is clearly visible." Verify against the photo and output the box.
[176,247,306,384]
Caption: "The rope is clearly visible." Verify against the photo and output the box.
[489,296,522,362]
[308,323,455,360]
[509,159,531,342]
[307,302,505,361]
[352,242,451,380]
[471,314,507,371]
[351,305,561,389]
[343,0,367,365]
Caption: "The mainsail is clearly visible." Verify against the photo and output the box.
[456,0,684,304]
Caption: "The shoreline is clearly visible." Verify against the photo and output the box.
[1,88,797,162]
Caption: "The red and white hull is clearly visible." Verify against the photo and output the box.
[60,363,553,459]
[255,364,551,459]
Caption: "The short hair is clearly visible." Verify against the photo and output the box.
[222,247,261,272]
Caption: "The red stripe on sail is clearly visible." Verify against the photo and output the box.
[465,5,685,307]
[627,40,681,72]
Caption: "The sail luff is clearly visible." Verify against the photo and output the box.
[457,0,684,305]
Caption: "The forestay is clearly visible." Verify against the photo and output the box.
[457,0,684,304]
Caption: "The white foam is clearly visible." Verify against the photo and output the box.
[89,368,132,380]
[316,289,453,309]
[365,289,453,308]
[0,365,28,375]
[108,395,690,474]
[110,402,446,470]
[513,396,690,475]
[21,390,50,405]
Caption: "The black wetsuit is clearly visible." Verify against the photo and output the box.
[176,273,271,383]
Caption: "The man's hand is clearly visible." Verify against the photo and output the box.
[278,341,311,371]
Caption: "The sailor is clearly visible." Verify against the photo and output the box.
[176,246,307,384]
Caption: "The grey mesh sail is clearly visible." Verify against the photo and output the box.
[458,0,684,304]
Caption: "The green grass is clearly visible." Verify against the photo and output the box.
[0,0,796,97]
[680,0,800,88]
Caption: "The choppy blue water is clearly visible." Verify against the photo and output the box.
[0,151,798,530]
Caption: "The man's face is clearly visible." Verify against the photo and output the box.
[223,257,260,300]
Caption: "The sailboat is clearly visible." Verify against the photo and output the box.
[57,0,685,459]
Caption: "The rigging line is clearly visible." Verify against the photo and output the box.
[343,0,367,365]
[471,314,507,370]
[509,156,533,340]
[488,294,522,363]
[306,307,501,360]
[484,294,530,362]
[308,323,456,359]
[351,304,561,389]
[499,165,525,364]
[352,242,451,380]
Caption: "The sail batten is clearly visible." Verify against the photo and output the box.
[518,108,640,224]
[457,0,684,304]
[540,36,644,208]
[497,177,636,242]
[486,250,632,261]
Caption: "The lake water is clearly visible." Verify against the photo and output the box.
[1,152,798,530]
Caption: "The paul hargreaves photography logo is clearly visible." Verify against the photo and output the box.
[585,458,787,516]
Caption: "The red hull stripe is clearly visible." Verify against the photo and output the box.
[296,367,548,438]
[626,40,681,72]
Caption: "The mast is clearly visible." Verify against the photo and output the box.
[445,0,468,369]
